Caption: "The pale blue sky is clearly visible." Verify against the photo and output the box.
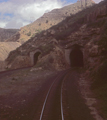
[65,0,76,3]
[0,0,101,28]
[0,0,75,3]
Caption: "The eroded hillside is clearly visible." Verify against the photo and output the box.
[6,0,107,70]
[0,42,21,61]
[0,0,94,70]
[0,28,19,42]
[3,0,107,119]
[6,0,94,44]
[0,42,21,71]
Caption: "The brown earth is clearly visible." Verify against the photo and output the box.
[0,42,21,61]
[0,28,19,42]
[0,42,21,71]
[0,68,104,120]
[0,67,58,120]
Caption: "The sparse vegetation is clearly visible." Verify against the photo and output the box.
[98,22,107,55]
[39,23,41,26]
[46,20,48,23]
[27,31,31,36]
[36,29,42,33]
[87,18,106,28]
[40,44,54,55]
[31,33,36,38]
[3,0,107,119]
[91,21,107,118]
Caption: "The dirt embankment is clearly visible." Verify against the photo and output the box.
[0,67,57,120]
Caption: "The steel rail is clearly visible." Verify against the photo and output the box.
[61,70,71,120]
[39,70,70,120]
[61,77,65,120]
[39,75,59,120]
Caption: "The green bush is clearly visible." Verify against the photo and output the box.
[27,31,31,36]
[31,33,36,38]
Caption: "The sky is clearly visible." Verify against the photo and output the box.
[0,0,102,29]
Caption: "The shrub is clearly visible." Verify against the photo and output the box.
[31,33,36,38]
[46,20,48,23]
[39,23,41,26]
[27,31,31,36]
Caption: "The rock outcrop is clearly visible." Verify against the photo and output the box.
[2,1,107,118]
[6,0,94,44]
[0,0,95,71]
[5,0,107,71]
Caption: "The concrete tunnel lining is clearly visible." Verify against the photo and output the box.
[34,52,41,65]
[30,50,42,65]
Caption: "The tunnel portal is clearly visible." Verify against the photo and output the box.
[34,52,41,65]
[70,49,84,67]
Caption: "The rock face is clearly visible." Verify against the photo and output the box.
[6,0,94,44]
[5,0,107,71]
[0,28,19,42]
[0,0,94,71]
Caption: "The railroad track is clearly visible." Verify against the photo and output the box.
[37,69,95,120]
[38,70,70,120]
[0,69,96,120]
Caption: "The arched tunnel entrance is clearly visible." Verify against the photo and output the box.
[70,49,84,67]
[33,52,41,65]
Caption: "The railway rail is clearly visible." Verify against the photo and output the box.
[37,70,95,120]
[38,70,70,120]
[0,69,95,120]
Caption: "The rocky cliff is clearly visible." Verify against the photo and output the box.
[6,0,94,44]
[5,0,107,70]
[4,0,107,118]
[0,0,94,71]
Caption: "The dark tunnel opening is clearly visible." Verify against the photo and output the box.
[70,49,84,67]
[34,52,41,65]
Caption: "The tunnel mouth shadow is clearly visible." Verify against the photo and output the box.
[70,48,84,67]
[33,52,41,65]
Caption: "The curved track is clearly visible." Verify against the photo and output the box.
[38,70,95,120]
[0,69,95,120]
[38,70,68,120]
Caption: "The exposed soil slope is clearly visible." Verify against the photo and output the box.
[0,42,21,71]
[0,42,21,61]
[0,28,19,42]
